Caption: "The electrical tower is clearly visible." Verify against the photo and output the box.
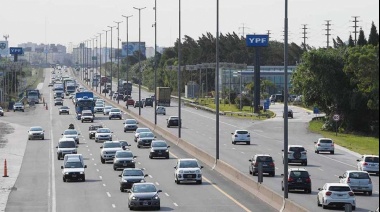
[239,23,250,37]
[351,16,360,45]
[324,20,332,48]
[301,24,308,49]
[267,30,272,39]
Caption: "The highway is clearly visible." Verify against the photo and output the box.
[89,70,380,211]
[4,68,276,212]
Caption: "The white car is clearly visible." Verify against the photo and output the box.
[231,130,251,145]
[28,126,45,140]
[109,108,123,120]
[283,145,308,166]
[56,138,77,160]
[94,103,105,113]
[339,170,373,195]
[100,141,123,164]
[62,129,80,144]
[174,158,203,184]
[357,155,379,175]
[0,106,4,116]
[13,102,25,112]
[103,106,113,115]
[156,106,166,115]
[317,183,356,210]
[314,138,335,154]
[61,155,87,182]
[134,128,151,142]
[95,128,113,143]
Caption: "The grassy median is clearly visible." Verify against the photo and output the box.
[309,120,379,155]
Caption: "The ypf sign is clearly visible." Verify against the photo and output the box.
[246,35,269,47]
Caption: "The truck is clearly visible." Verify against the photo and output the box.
[156,87,171,107]
[118,80,132,95]
[75,92,95,115]
[54,83,64,92]
[26,89,40,104]
[65,82,76,96]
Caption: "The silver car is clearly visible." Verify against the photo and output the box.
[339,170,373,195]
[103,106,113,115]
[28,126,45,140]
[357,155,379,175]
[314,138,334,154]
[127,183,162,210]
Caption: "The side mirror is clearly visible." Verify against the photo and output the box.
[133,156,137,159]
[144,174,149,177]
[84,165,87,168]
[314,142,317,144]
[281,174,284,176]
[119,174,122,177]
[174,166,177,169]
[126,190,131,193]
[78,133,81,135]
[231,133,234,135]
[76,146,78,148]
[200,166,204,169]
[61,134,64,135]
[339,176,343,179]
[249,159,252,162]
[356,159,360,162]
[157,190,162,193]
[61,166,64,169]
[282,150,284,152]
[100,146,103,149]
[56,146,58,148]
[167,146,171,148]
[318,188,322,191]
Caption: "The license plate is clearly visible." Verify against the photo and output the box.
[297,179,302,182]
[143,201,148,206]
[72,175,76,177]
[158,152,162,155]
[123,164,128,166]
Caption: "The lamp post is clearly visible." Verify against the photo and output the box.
[122,15,133,101]
[103,30,109,96]
[216,0,220,161]
[98,33,102,94]
[94,35,98,92]
[114,20,123,103]
[133,6,146,116]
[154,0,158,125]
[178,0,182,138]
[108,25,115,99]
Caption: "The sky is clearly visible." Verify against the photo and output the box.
[1,0,379,50]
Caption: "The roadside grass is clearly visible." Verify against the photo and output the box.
[309,120,379,155]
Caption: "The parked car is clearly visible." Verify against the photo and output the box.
[339,170,373,195]
[119,168,148,192]
[167,116,181,128]
[28,126,45,140]
[317,183,356,210]
[127,183,162,210]
[174,158,203,184]
[249,154,275,177]
[281,168,311,193]
[314,138,334,154]
[283,145,308,166]
[149,140,170,159]
[357,155,379,175]
[231,130,251,145]
[156,106,166,115]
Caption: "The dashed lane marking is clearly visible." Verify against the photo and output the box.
[106,192,111,197]
[173,203,178,207]
[112,204,116,208]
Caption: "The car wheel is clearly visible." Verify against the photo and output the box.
[232,141,236,145]
[28,137,31,140]
[149,155,152,159]
[247,142,250,145]
[166,155,169,159]
[317,197,321,207]
[163,113,166,115]
[315,150,319,154]
[271,172,275,177]
[82,176,86,182]
[57,154,60,160]
[196,180,202,184]
[120,187,124,192]
[63,177,66,182]
[330,151,334,154]
[368,191,373,196]
[101,157,105,164]
[352,206,356,210]
[113,166,117,171]
[109,117,111,120]
[322,200,327,209]
[42,137,44,140]
[137,145,140,148]
[91,120,93,123]
[175,176,180,184]
[167,125,170,128]
[249,168,252,175]
[81,120,83,123]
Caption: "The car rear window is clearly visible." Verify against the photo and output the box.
[256,156,273,162]
[290,171,309,178]
[349,172,370,179]
[329,186,351,192]
[236,131,248,134]
[289,147,305,152]
[320,139,333,144]
[365,157,379,163]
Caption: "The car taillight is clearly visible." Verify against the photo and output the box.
[302,152,307,155]
[363,162,368,166]
[325,191,332,196]
[269,162,275,167]
[347,178,351,183]
[305,178,311,183]
[348,192,355,196]
[253,162,258,167]
[331,143,334,147]
[288,177,294,182]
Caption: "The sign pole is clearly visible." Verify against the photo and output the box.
[254,47,260,113]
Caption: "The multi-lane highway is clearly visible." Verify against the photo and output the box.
[88,69,379,211]
[3,69,276,212]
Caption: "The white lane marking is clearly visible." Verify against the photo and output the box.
[94,163,97,166]
[103,184,106,187]
[334,175,339,177]
[99,176,103,180]
[112,204,116,208]
[165,193,169,197]
[318,154,356,168]
[88,149,90,151]
[149,175,153,178]
[173,203,178,207]
[106,192,111,197]
[155,182,159,186]
[90,153,93,156]
[86,146,89,148]
[232,148,236,150]
[92,158,95,161]
[318,168,324,171]
[241,152,245,154]
[137,162,141,165]
[49,88,57,212]
[96,169,99,172]
[275,167,279,170]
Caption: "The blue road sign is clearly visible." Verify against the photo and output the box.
[246,35,269,47]
[9,47,24,55]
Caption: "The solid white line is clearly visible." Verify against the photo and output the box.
[96,169,99,172]
[106,192,111,197]
[90,153,93,156]
[318,168,324,171]
[149,175,153,178]
[94,163,97,166]
[49,85,57,212]
[241,152,245,154]
[173,203,178,207]
[92,158,94,161]
[318,154,356,168]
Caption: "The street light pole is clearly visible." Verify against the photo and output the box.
[108,25,115,99]
[178,0,182,138]
[284,0,289,199]
[154,0,158,125]
[133,6,146,116]
[98,33,102,94]
[103,30,109,96]
[114,20,123,103]
[216,0,220,160]
[122,15,133,100]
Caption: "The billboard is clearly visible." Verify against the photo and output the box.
[121,42,146,57]
[0,41,9,56]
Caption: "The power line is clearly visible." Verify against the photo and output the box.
[351,16,360,45]
[324,20,332,48]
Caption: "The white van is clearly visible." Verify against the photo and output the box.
[56,138,77,160]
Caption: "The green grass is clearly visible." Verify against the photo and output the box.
[309,120,379,155]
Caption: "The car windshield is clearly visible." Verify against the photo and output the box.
[64,130,78,135]
[123,170,143,176]
[60,106,69,109]
[320,139,332,144]
[137,128,150,133]
[125,120,137,124]
[289,147,305,152]
[170,117,179,120]
[90,126,103,130]
[95,104,103,107]
[329,186,351,192]
[103,143,121,148]
[236,131,248,134]
[290,171,309,178]
[111,109,120,112]
[105,106,112,110]
[348,172,370,179]
[132,184,157,193]
[256,156,273,162]
[64,161,83,168]
[152,142,167,147]
[365,157,379,163]
[30,127,43,131]
[55,98,62,101]
[83,113,92,116]
[179,160,199,168]
[59,141,76,148]
[116,151,133,158]
[15,103,23,106]
[97,129,111,133]
[139,132,154,138]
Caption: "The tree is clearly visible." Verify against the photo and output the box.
[368,21,379,46]
[348,34,355,47]
[357,28,368,46]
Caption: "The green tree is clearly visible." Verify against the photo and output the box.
[368,21,379,46]
[357,29,368,46]
[348,34,355,47]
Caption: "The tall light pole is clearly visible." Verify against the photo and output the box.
[122,15,133,101]
[114,20,123,103]
[154,0,158,125]
[133,6,146,116]
[94,35,98,92]
[178,0,182,138]
[108,25,115,99]
[103,30,109,96]
[215,0,220,160]
[98,33,102,94]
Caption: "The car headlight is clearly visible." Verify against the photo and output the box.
[132,196,138,200]
[150,149,155,152]
[153,195,159,200]
[179,170,184,174]
[122,178,128,182]
[196,170,201,174]
[131,160,136,163]
[65,172,69,175]
[140,179,146,183]
[80,172,84,174]
[165,149,169,152]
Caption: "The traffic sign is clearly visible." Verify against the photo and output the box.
[9,47,24,55]
[246,35,269,47]
[313,107,319,114]
[333,114,340,121]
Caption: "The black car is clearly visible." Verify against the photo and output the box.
[117,94,124,100]
[119,168,148,192]
[149,140,170,159]
[113,150,137,170]
[283,109,293,118]
[144,97,154,107]
[281,168,312,193]
[134,101,143,108]
[88,124,104,139]
[249,154,275,177]
[167,116,181,128]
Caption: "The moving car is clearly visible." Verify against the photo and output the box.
[61,155,87,182]
[54,98,63,106]
[59,106,70,115]
[281,168,311,193]
[174,158,203,184]
[113,150,137,170]
[56,138,77,160]
[339,170,373,195]
[81,110,94,123]
[100,141,122,164]
[123,119,138,132]
[156,106,166,115]
[134,101,143,108]
[283,145,308,166]
[232,130,251,145]
[109,108,122,120]
[137,132,156,148]
[314,138,335,154]
[119,168,149,192]
[62,129,80,144]
[167,116,181,128]
[88,124,103,139]
[134,128,151,142]
[249,154,275,177]
[149,140,170,159]
[357,155,379,175]
[103,106,113,115]
[0,107,4,116]
[95,128,113,143]
[28,126,45,140]
[317,183,356,210]
[144,97,154,107]
[126,98,135,106]
[127,183,162,210]
[13,102,24,112]
[94,102,105,113]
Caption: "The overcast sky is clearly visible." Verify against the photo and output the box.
[1,0,379,50]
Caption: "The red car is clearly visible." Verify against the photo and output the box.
[126,98,135,106]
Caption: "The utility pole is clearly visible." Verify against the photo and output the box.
[122,15,133,99]
[267,30,272,39]
[351,16,360,45]
[114,20,123,103]
[107,26,115,99]
[239,23,250,38]
[301,24,308,50]
[154,0,158,125]
[324,20,332,48]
